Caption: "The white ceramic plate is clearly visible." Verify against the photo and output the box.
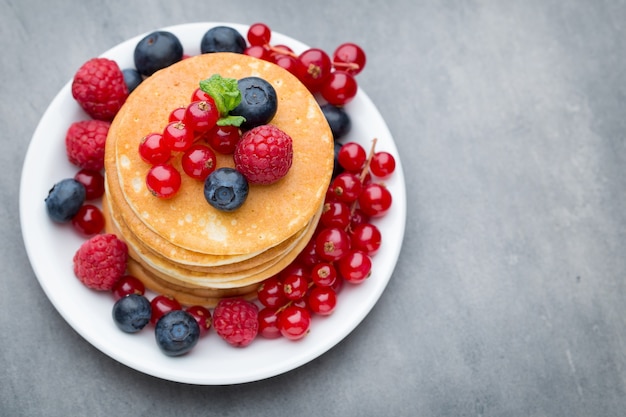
[19,22,406,385]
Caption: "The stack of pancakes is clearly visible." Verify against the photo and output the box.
[103,53,334,306]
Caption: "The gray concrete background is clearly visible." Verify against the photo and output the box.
[2,0,625,415]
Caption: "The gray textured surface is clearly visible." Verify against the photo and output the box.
[3,0,626,415]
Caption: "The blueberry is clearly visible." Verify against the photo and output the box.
[112,294,152,333]
[45,178,86,222]
[200,26,246,54]
[333,142,345,178]
[134,31,183,77]
[321,104,352,140]
[155,310,200,356]
[122,68,143,93]
[231,77,278,131]
[204,168,249,212]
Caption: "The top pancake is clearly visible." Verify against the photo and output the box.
[105,52,333,256]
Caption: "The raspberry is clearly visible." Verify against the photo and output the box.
[71,57,128,121]
[233,124,293,184]
[212,298,259,347]
[65,119,110,171]
[73,233,128,291]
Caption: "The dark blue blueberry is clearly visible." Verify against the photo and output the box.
[200,26,246,54]
[134,31,183,76]
[321,104,352,141]
[231,77,278,131]
[155,310,200,356]
[122,68,143,93]
[44,178,86,222]
[333,141,345,178]
[112,294,152,334]
[204,168,249,212]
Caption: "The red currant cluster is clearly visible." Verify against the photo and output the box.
[244,23,366,106]
[138,88,242,198]
[256,139,396,340]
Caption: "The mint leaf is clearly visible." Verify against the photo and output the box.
[216,115,246,127]
[199,74,242,117]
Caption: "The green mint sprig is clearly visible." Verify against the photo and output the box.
[199,74,246,127]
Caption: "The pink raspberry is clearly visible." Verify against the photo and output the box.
[73,234,128,291]
[212,298,259,347]
[233,124,293,184]
[65,119,110,171]
[71,57,128,121]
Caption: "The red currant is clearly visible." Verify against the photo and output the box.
[358,183,392,217]
[297,48,332,92]
[244,45,271,61]
[257,275,288,308]
[138,132,171,165]
[350,223,382,255]
[247,23,272,46]
[185,305,212,335]
[311,262,337,287]
[258,307,282,339]
[184,100,219,133]
[74,169,105,200]
[269,44,295,60]
[273,54,302,77]
[332,42,366,75]
[163,121,194,152]
[321,70,358,106]
[337,142,367,172]
[337,250,372,284]
[111,275,145,300]
[150,294,182,325]
[315,227,351,261]
[330,172,363,203]
[350,208,370,229]
[181,144,217,181]
[191,87,211,102]
[308,286,337,315]
[168,106,186,122]
[205,125,241,154]
[370,151,396,178]
[296,238,322,267]
[278,305,311,340]
[320,200,351,229]
[283,273,310,301]
[279,261,309,280]
[146,164,181,199]
[71,204,105,236]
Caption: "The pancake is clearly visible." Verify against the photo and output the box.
[103,52,334,306]
[105,52,334,256]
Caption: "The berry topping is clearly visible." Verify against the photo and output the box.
[72,234,128,291]
[200,26,246,54]
[233,124,293,184]
[71,58,128,121]
[154,310,201,356]
[111,275,145,300]
[65,119,110,171]
[71,204,105,236]
[181,144,217,181]
[122,68,143,93]
[278,305,311,340]
[203,167,249,211]
[150,294,182,325]
[231,77,278,130]
[112,294,152,333]
[145,164,181,199]
[185,305,212,335]
[213,298,259,347]
[321,104,352,141]
[134,31,184,76]
[74,169,105,200]
[45,178,86,223]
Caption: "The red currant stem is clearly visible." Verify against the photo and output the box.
[348,138,378,222]
[265,43,298,58]
[332,61,360,71]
